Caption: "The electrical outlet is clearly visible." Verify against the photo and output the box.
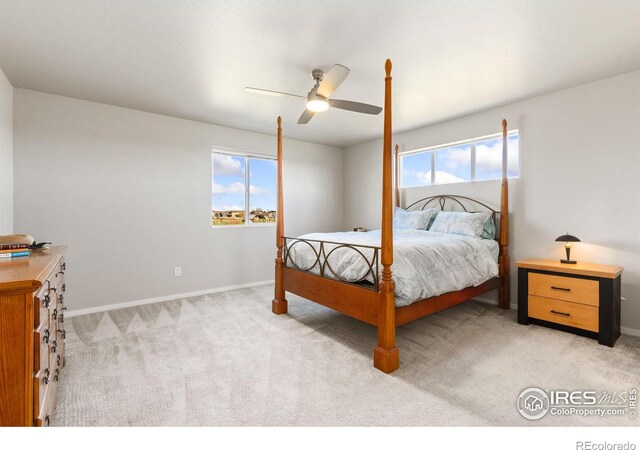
[174,266,182,277]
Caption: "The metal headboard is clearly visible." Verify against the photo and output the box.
[404,194,501,242]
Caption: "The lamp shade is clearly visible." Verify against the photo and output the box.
[555,234,581,243]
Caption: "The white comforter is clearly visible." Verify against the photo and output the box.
[287,229,499,307]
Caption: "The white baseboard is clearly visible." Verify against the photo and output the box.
[474,296,640,338]
[65,280,274,318]
[621,326,640,338]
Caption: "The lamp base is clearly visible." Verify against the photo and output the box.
[560,259,577,264]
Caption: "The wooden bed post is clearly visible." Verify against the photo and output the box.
[373,59,399,373]
[394,144,400,208]
[272,116,288,315]
[498,119,510,309]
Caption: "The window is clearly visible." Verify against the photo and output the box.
[212,151,277,227]
[400,132,519,187]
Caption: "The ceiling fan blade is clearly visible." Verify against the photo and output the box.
[317,64,350,98]
[297,109,315,124]
[244,87,305,99]
[328,99,382,115]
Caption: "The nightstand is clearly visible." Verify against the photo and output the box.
[516,259,623,347]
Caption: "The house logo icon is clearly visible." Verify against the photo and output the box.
[517,388,550,420]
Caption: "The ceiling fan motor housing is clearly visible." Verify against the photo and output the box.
[311,69,324,83]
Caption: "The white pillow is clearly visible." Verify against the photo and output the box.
[429,211,492,238]
[393,207,438,230]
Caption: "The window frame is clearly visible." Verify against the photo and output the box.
[399,130,519,188]
[211,148,277,228]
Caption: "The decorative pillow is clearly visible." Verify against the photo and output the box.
[429,211,492,238]
[481,215,497,240]
[393,207,438,230]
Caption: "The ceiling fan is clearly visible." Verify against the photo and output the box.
[245,64,382,124]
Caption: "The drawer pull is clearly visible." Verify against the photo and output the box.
[62,283,66,292]
[59,313,64,323]
[550,309,571,317]
[51,340,57,353]
[43,368,50,385]
[43,328,50,344]
[61,262,66,271]
[58,329,66,339]
[56,355,61,367]
[550,286,571,292]
[54,368,59,382]
[43,295,51,309]
[52,309,58,320]
[44,415,50,427]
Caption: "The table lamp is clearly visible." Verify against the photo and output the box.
[555,233,580,264]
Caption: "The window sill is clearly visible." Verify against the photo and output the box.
[211,224,276,230]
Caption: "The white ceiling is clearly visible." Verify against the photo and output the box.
[1,1,639,147]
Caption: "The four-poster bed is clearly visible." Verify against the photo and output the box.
[272,59,510,374]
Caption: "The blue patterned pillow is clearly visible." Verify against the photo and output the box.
[429,211,492,238]
[393,208,438,230]
[481,215,497,240]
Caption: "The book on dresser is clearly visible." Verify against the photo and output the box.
[0,246,67,427]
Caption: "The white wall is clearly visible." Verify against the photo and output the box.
[344,70,640,332]
[13,89,344,312]
[0,67,12,234]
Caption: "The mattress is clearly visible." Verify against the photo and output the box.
[286,229,499,307]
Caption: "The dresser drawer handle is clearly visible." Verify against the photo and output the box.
[43,328,50,344]
[550,286,571,292]
[43,295,51,309]
[550,309,571,317]
[44,415,50,427]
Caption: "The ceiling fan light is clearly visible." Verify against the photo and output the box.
[306,99,329,112]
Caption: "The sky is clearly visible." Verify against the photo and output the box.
[402,135,519,187]
[212,153,277,212]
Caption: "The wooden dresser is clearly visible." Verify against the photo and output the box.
[516,258,623,347]
[0,246,67,426]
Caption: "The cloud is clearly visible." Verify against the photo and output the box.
[212,204,244,211]
[436,147,470,171]
[409,170,464,185]
[414,170,432,184]
[475,142,503,172]
[213,154,243,176]
[434,170,465,184]
[212,183,270,195]
[212,182,245,195]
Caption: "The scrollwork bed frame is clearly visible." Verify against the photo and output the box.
[272,59,510,374]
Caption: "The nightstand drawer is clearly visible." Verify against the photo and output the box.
[528,295,599,332]
[529,272,598,306]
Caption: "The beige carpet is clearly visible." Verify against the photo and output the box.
[54,284,640,426]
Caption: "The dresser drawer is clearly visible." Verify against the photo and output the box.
[34,376,57,427]
[529,272,599,306]
[528,295,599,332]
[34,323,51,373]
